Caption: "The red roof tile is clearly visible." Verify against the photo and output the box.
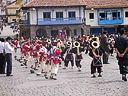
[23,0,128,9]
[86,0,128,8]
[23,0,87,8]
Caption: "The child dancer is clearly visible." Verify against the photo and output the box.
[89,37,107,78]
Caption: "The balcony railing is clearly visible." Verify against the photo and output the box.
[38,17,81,25]
[99,17,124,25]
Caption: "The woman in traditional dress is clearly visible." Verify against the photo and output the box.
[72,39,85,71]
[62,41,74,69]
[89,37,107,78]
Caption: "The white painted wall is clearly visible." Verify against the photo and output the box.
[67,8,79,18]
[85,10,99,26]
[123,8,128,25]
[81,7,84,23]
[38,9,52,19]
[38,8,80,20]
[23,0,27,5]
[30,10,37,25]
[53,9,66,18]
[29,7,128,26]
[29,7,82,25]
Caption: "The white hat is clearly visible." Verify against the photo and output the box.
[91,41,100,49]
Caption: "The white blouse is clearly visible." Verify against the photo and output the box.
[5,42,14,54]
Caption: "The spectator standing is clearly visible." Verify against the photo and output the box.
[114,28,128,81]
[101,31,110,64]
[5,37,16,76]
[0,38,6,74]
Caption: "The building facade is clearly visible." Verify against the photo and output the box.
[21,0,89,39]
[6,1,20,24]
[22,0,128,39]
[84,0,128,35]
[0,2,7,24]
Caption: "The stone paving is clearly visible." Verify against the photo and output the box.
[0,26,17,38]
[0,49,128,96]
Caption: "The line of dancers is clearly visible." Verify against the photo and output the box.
[14,36,107,80]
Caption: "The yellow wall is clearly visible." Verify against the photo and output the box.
[7,8,24,23]
[7,8,18,23]
[7,0,24,23]
[19,9,24,20]
[7,8,19,14]
[16,0,24,21]
[8,16,17,23]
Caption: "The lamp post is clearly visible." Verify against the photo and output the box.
[91,8,94,11]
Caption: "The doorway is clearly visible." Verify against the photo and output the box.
[51,30,59,38]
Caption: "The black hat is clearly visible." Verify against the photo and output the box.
[120,28,126,33]
[119,28,126,35]
[103,30,108,34]
[6,36,12,41]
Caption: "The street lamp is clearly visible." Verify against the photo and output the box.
[91,8,94,11]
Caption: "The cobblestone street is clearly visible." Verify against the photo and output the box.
[0,26,17,38]
[0,49,128,96]
[1,0,128,95]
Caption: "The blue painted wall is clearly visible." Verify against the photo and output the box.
[90,27,115,35]
[23,10,27,14]
[90,28,93,35]
[106,28,115,34]
[90,28,102,35]
[37,7,82,25]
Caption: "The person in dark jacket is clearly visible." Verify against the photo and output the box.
[0,38,6,74]
[114,28,128,81]
[101,31,110,64]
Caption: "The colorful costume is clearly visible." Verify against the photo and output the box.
[62,41,74,68]
[89,37,106,77]
[72,40,84,71]
[47,46,61,74]
[39,45,47,73]
[33,44,40,70]
[45,40,61,80]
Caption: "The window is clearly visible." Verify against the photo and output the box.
[100,13,105,20]
[12,19,16,23]
[69,11,76,20]
[125,12,128,17]
[66,30,70,36]
[56,12,63,20]
[16,10,20,16]
[43,12,51,21]
[112,12,120,20]
[89,13,94,19]
[112,12,120,17]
